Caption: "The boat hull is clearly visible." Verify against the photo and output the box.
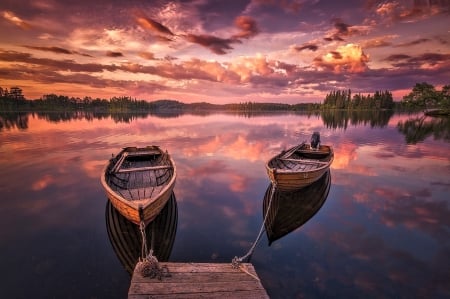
[266,166,329,190]
[104,183,174,225]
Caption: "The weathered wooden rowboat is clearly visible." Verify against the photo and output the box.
[265,142,333,191]
[105,192,177,275]
[101,146,176,225]
[263,169,331,245]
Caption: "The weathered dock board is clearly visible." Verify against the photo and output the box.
[128,262,270,298]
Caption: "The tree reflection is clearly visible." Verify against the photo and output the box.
[0,110,407,132]
[397,115,450,144]
[0,112,29,131]
[320,110,394,129]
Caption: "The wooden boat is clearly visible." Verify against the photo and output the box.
[100,146,176,225]
[106,192,178,275]
[263,169,331,245]
[265,137,333,191]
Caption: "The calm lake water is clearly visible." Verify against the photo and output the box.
[0,111,449,298]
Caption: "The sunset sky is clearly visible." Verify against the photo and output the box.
[1,0,449,104]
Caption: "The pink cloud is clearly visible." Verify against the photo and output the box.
[185,33,239,55]
[232,15,259,39]
[134,11,175,41]
[2,10,32,29]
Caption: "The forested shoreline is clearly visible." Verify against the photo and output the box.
[0,82,448,113]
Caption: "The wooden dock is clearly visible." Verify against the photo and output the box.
[128,262,270,298]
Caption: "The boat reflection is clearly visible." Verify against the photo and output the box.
[105,192,178,275]
[263,170,331,246]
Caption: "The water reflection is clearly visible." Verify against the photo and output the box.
[263,170,331,246]
[0,112,29,130]
[321,110,394,129]
[0,110,400,131]
[1,109,448,299]
[397,114,450,144]
[105,192,178,275]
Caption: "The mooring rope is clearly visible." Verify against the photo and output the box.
[232,182,277,269]
[139,220,149,259]
[135,208,171,279]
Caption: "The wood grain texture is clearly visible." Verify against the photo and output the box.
[128,263,269,298]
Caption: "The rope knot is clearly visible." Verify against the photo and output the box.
[136,250,171,280]
[231,256,243,269]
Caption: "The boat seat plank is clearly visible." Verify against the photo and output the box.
[279,158,329,165]
[297,149,329,154]
[126,150,161,156]
[110,153,128,173]
[117,165,173,173]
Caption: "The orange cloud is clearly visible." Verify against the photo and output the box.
[228,55,275,82]
[314,43,369,73]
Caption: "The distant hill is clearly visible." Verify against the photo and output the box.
[150,100,225,111]
[149,99,185,110]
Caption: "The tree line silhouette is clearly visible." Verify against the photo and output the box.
[1,82,448,113]
[323,89,395,110]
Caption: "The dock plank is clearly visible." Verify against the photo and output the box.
[128,262,269,299]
